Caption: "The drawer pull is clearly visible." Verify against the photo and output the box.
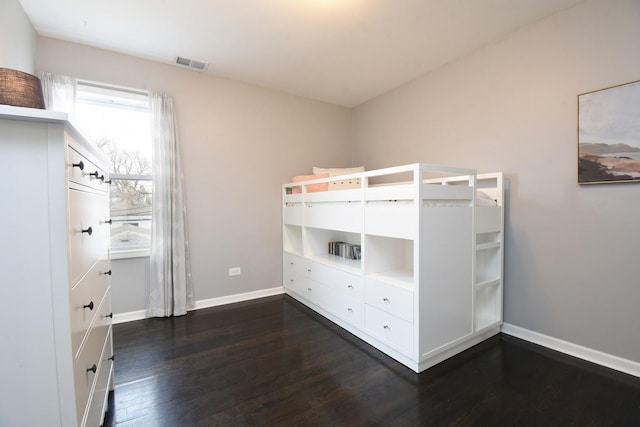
[105,219,113,225]
[101,270,112,276]
[307,269,312,272]
[347,284,354,289]
[83,301,94,310]
[108,355,115,362]
[383,325,390,330]
[72,160,84,170]
[307,287,312,291]
[86,364,97,374]
[348,308,354,312]
[81,226,93,236]
[105,312,113,319]
[89,170,103,180]
[383,297,390,303]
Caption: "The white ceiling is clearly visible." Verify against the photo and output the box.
[19,0,585,107]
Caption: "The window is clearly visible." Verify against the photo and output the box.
[74,82,152,255]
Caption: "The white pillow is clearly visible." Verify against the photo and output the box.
[312,166,364,176]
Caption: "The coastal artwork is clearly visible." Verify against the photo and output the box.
[578,79,640,184]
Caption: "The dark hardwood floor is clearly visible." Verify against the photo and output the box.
[103,295,640,426]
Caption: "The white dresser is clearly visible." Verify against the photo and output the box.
[0,105,114,426]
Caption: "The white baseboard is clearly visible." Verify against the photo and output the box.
[113,309,147,324]
[194,286,284,310]
[112,287,285,325]
[501,323,639,378]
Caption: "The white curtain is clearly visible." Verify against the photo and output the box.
[38,72,76,121]
[147,92,195,317]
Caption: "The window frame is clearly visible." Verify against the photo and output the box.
[74,81,153,258]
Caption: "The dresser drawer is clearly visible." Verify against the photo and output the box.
[68,189,109,284]
[85,327,113,427]
[73,303,111,426]
[70,262,111,358]
[364,304,414,355]
[365,278,414,323]
[68,146,108,192]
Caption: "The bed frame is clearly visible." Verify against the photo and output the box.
[282,163,504,372]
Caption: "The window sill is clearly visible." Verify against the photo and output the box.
[111,248,151,260]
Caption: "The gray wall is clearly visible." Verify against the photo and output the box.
[352,0,640,363]
[0,0,37,73]
[36,38,353,314]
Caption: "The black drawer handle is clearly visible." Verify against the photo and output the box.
[83,301,94,310]
[87,364,97,374]
[108,355,115,362]
[105,312,113,319]
[105,219,113,225]
[72,160,84,170]
[89,171,104,181]
[101,270,112,276]
[81,226,93,236]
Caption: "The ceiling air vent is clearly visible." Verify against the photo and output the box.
[175,56,209,72]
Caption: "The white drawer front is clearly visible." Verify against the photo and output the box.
[85,327,113,427]
[70,260,111,357]
[365,278,414,323]
[68,189,109,285]
[305,261,363,299]
[67,146,108,192]
[365,203,416,239]
[324,295,362,328]
[283,203,303,226]
[73,299,111,426]
[304,202,363,233]
[364,304,414,356]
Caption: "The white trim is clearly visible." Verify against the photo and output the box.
[194,287,285,310]
[501,323,640,378]
[110,248,151,260]
[113,309,147,324]
[112,287,285,324]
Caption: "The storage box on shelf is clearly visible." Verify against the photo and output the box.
[282,163,504,373]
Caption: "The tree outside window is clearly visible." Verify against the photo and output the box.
[74,82,152,252]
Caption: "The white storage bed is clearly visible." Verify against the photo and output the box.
[282,163,504,372]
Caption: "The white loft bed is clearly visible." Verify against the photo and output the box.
[281,163,504,373]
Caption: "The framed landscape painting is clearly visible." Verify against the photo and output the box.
[578,79,640,184]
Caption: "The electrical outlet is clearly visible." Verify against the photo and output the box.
[228,267,241,277]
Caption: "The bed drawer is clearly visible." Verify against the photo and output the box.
[69,260,111,357]
[365,200,416,239]
[68,189,109,285]
[365,278,414,323]
[304,201,363,233]
[364,304,413,356]
[324,295,362,328]
[304,261,363,299]
[284,253,306,291]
